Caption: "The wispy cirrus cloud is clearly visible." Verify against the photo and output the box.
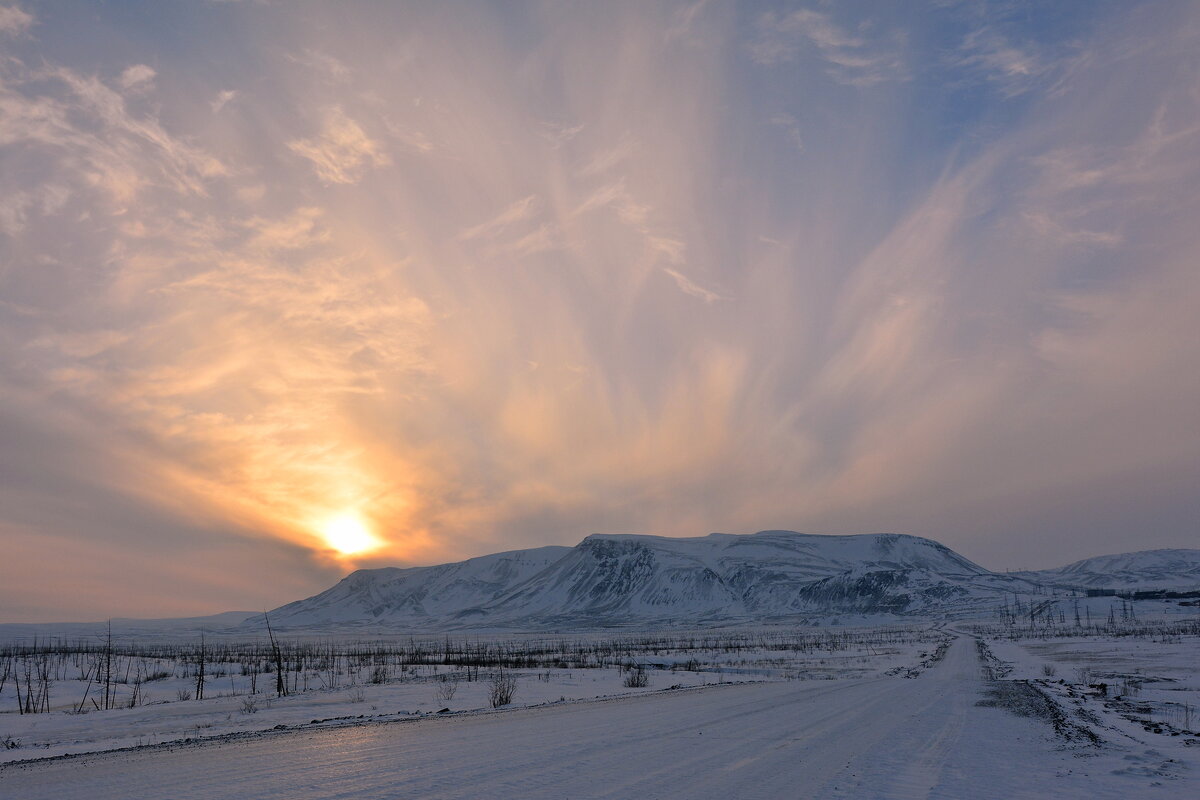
[285,48,351,81]
[459,194,540,241]
[0,4,33,36]
[0,184,70,235]
[0,62,224,204]
[287,106,390,184]
[118,63,156,91]
[663,267,722,304]
[749,8,906,85]
[953,26,1056,97]
[210,89,237,113]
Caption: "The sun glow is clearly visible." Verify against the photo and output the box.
[320,513,380,555]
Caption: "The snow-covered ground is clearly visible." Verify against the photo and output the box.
[3,633,1196,799]
[0,666,743,762]
[0,626,940,762]
[981,626,1200,748]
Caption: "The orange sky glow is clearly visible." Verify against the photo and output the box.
[2,1,1199,621]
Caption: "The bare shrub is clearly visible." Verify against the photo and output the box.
[435,677,459,704]
[176,689,192,702]
[489,669,517,708]
[623,666,649,688]
[1075,667,1092,685]
[347,686,366,703]
[369,666,388,685]
[1041,664,1057,677]
[239,696,258,714]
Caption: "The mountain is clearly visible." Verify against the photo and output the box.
[475,531,1032,625]
[1014,548,1200,591]
[261,545,571,628]
[259,531,1043,631]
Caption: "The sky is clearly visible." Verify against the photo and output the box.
[1,1,1198,622]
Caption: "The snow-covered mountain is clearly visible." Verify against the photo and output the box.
[1014,548,1200,591]
[475,532,1035,625]
[261,545,571,628]
[260,531,1043,630]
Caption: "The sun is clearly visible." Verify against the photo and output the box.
[320,513,380,555]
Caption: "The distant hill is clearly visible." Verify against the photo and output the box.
[1013,548,1200,591]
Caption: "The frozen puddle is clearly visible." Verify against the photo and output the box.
[2,636,1195,799]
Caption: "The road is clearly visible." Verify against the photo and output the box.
[0,636,1179,799]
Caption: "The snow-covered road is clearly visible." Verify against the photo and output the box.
[2,636,1189,799]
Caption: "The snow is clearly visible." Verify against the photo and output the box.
[3,633,1195,799]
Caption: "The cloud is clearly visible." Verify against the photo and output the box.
[664,0,710,44]
[459,194,539,241]
[538,120,584,148]
[0,47,431,602]
[577,137,636,177]
[0,184,70,234]
[768,113,804,151]
[953,27,1053,97]
[19,196,437,560]
[573,179,650,229]
[0,62,225,203]
[663,267,721,304]
[31,329,129,358]
[507,223,560,256]
[749,8,906,85]
[119,64,156,91]
[287,106,391,184]
[286,49,351,81]
[0,5,33,36]
[243,206,331,251]
[210,89,237,113]
[383,119,435,154]
[453,196,567,259]
[1020,211,1121,248]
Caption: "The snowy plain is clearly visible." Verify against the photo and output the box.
[0,625,939,762]
[1,610,1197,798]
[2,629,1196,799]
